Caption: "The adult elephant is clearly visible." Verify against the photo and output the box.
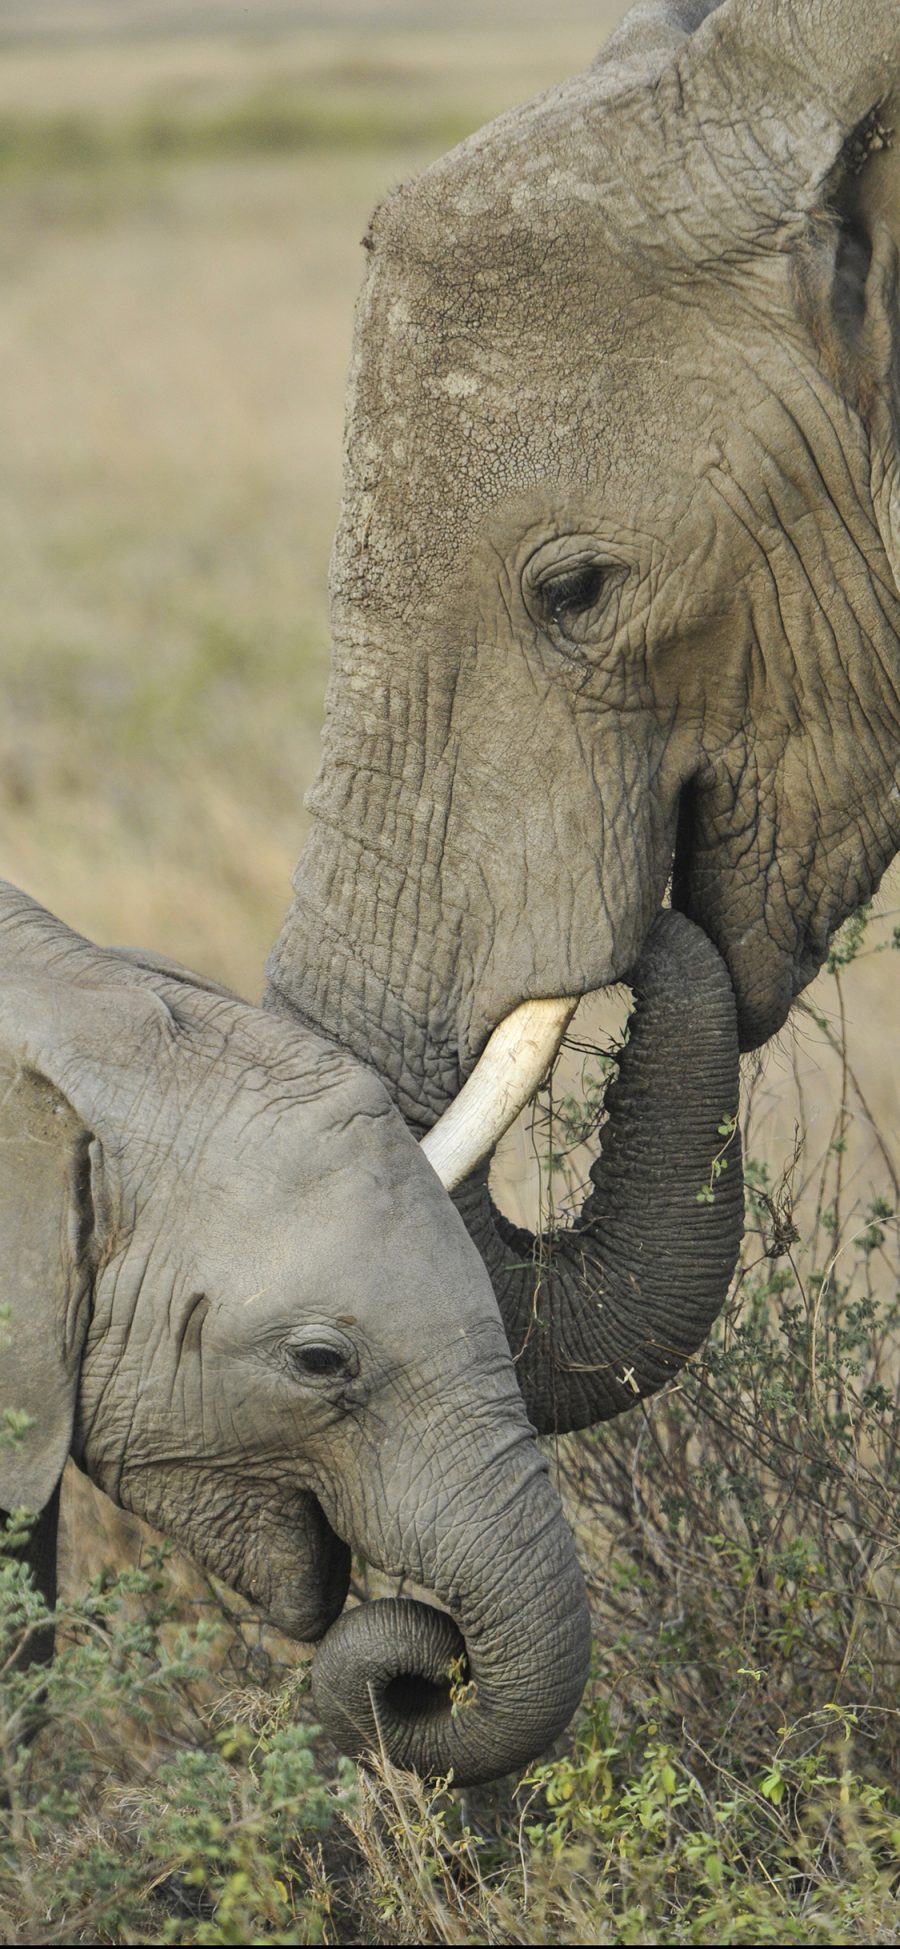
[267,0,900,1432]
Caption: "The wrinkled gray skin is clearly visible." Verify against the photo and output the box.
[268,0,900,1432]
[0,882,594,1786]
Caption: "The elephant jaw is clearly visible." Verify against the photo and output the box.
[419,992,578,1191]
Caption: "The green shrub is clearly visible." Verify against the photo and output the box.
[0,1549,357,1944]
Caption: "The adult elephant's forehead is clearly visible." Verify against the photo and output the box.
[335,183,724,604]
[369,57,671,260]
[335,275,678,610]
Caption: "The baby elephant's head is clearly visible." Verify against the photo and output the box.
[0,883,589,1787]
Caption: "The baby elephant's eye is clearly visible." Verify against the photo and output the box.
[294,1344,347,1377]
[285,1326,358,1383]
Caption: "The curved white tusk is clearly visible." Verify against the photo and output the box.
[420,994,579,1192]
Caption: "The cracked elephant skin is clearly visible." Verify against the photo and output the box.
[0,882,591,1787]
[267,0,900,1420]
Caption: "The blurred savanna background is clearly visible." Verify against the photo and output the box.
[1,5,898,1941]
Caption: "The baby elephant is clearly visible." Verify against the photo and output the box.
[0,882,589,1787]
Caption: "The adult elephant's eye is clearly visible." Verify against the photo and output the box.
[544,564,606,625]
[523,536,619,655]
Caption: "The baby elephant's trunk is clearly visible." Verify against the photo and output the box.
[311,1428,591,1787]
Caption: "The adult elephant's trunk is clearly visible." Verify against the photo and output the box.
[446,913,743,1433]
[310,1430,591,1786]
[269,846,743,1435]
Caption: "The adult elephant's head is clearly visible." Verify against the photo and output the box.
[273,0,900,1077]
[0,883,592,1786]
[268,0,900,1414]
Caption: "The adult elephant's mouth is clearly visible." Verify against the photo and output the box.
[416,909,747,1442]
[422,790,711,1191]
[421,829,691,1192]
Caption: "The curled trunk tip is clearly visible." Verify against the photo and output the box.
[310,1589,591,1788]
[311,1598,465,1772]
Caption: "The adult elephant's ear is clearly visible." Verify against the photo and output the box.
[0,1035,99,1514]
[598,2,900,574]
[684,0,900,594]
[594,4,894,229]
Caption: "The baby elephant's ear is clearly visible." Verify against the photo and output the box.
[0,1042,98,1516]
[0,885,180,1516]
